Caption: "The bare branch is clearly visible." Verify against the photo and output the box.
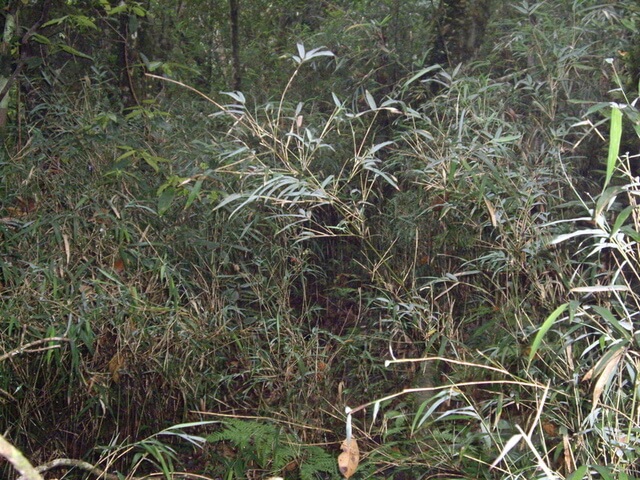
[0,337,69,363]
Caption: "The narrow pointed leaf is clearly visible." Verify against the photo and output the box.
[364,90,377,110]
[528,303,568,363]
[605,106,622,188]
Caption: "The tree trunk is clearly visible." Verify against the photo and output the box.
[229,0,241,90]
[118,11,135,108]
[0,13,15,133]
[431,0,492,67]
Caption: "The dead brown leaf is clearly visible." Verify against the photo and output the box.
[338,438,359,479]
[591,348,624,411]
[108,352,125,383]
[113,257,126,274]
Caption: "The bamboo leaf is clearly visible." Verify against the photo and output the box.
[402,64,441,89]
[370,141,394,154]
[528,303,568,364]
[605,105,622,188]
[364,90,377,110]
[296,42,306,60]
[305,46,334,60]
[157,187,175,216]
[371,401,380,425]
[490,433,523,470]
[184,177,204,209]
[590,344,625,412]
[549,229,607,245]
[591,305,632,340]
[59,44,93,60]
[611,205,634,235]
[565,465,588,480]
[220,91,246,104]
[332,92,343,108]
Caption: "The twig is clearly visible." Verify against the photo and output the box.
[17,458,215,480]
[0,386,16,402]
[346,379,547,415]
[145,73,226,111]
[0,337,69,363]
[0,434,43,480]
[19,458,119,480]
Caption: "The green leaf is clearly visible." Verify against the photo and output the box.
[293,45,334,63]
[214,192,243,211]
[364,90,377,110]
[565,465,588,480]
[402,65,441,89]
[73,15,98,29]
[370,141,394,154]
[141,153,168,173]
[45,325,57,365]
[605,105,622,188]
[299,445,337,480]
[31,33,51,45]
[594,185,625,221]
[332,92,343,108]
[157,187,175,216]
[592,464,617,480]
[115,148,137,162]
[491,134,521,143]
[621,225,640,242]
[147,61,163,72]
[184,177,204,209]
[591,305,632,340]
[611,205,634,235]
[413,391,457,431]
[43,14,97,30]
[3,13,15,43]
[59,44,93,60]
[42,15,70,27]
[107,5,128,15]
[132,5,147,17]
[584,101,611,116]
[528,303,568,364]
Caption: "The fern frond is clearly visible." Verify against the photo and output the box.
[207,418,273,450]
[207,419,337,478]
[207,419,297,474]
[299,445,338,480]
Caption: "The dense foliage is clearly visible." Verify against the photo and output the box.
[1,0,640,479]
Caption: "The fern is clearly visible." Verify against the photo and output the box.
[208,419,295,472]
[207,419,339,479]
[299,445,337,480]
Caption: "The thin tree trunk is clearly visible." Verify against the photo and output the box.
[229,0,241,90]
[118,12,134,107]
[0,13,15,133]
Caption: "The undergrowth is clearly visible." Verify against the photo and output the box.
[207,419,336,479]
[1,1,639,479]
